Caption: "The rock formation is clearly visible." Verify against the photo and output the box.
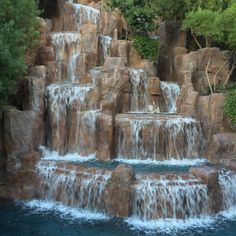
[0,0,236,222]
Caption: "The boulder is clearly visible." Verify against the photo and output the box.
[105,164,135,217]
[103,57,126,71]
[21,76,46,114]
[35,46,55,65]
[111,40,129,64]
[176,48,232,95]
[4,109,44,163]
[209,133,236,160]
[97,113,114,161]
[190,166,223,213]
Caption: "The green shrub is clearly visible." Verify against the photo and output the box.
[133,35,159,61]
[224,90,236,125]
[106,0,157,34]
[0,0,39,108]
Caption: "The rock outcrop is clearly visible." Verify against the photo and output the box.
[105,164,135,217]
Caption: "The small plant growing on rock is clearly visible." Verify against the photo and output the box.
[224,90,236,126]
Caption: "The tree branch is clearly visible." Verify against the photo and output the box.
[206,54,213,94]
[224,56,236,86]
[213,60,228,92]
[191,29,202,49]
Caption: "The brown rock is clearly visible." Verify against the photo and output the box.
[35,46,55,65]
[209,133,236,160]
[190,166,223,213]
[4,109,44,162]
[21,76,46,114]
[97,113,114,161]
[176,48,232,95]
[103,57,126,71]
[111,40,129,64]
[105,164,135,217]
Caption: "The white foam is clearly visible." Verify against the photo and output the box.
[160,81,180,113]
[40,146,96,162]
[22,200,108,221]
[126,216,215,234]
[221,205,236,219]
[100,35,112,59]
[116,157,208,166]
[46,84,93,105]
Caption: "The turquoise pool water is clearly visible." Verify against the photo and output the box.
[1,199,236,236]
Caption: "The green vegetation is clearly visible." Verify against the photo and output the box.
[0,0,39,108]
[106,0,157,34]
[183,1,236,49]
[106,0,159,61]
[224,90,236,125]
[133,36,159,61]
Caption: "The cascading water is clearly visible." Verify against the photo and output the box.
[70,3,100,30]
[219,172,236,210]
[37,160,110,212]
[100,35,112,61]
[25,0,231,231]
[129,68,149,112]
[46,84,99,155]
[132,174,209,220]
[116,115,205,160]
[160,81,180,113]
[51,32,80,82]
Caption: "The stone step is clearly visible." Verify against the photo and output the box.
[115,113,205,161]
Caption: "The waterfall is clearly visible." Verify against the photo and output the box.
[116,116,205,160]
[68,110,100,156]
[132,175,209,220]
[46,84,99,155]
[90,67,102,86]
[100,35,112,60]
[219,172,236,210]
[37,160,110,212]
[51,33,80,82]
[70,3,100,30]
[129,68,149,112]
[46,83,94,113]
[160,81,180,113]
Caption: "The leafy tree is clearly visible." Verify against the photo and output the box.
[219,2,236,50]
[183,9,221,47]
[183,1,236,49]
[0,0,39,108]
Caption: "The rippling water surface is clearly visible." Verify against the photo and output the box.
[1,199,236,236]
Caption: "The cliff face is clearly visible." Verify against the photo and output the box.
[0,0,236,219]
[158,22,236,162]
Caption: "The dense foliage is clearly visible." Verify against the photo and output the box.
[224,90,236,125]
[133,36,159,61]
[106,0,157,34]
[0,0,39,108]
[106,0,159,61]
[183,1,236,49]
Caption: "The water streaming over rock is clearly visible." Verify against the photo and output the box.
[51,33,80,82]
[45,84,100,155]
[132,174,209,220]
[37,160,110,212]
[70,3,100,30]
[99,35,112,62]
[129,68,149,111]
[219,172,236,210]
[160,81,180,113]
[30,0,225,225]
[116,115,205,160]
